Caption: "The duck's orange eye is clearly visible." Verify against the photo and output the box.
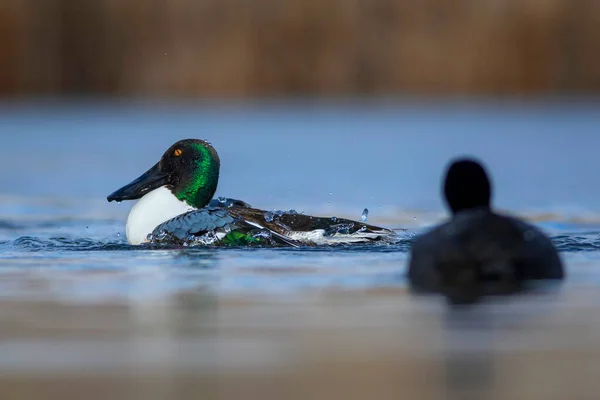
[174,149,183,157]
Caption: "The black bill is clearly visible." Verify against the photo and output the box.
[107,163,169,202]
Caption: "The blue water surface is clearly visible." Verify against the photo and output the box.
[0,99,599,301]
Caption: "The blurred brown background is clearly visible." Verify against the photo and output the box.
[1,0,599,97]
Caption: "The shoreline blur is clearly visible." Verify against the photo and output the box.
[1,0,600,97]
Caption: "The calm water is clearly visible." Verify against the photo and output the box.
[1,100,600,398]
[1,99,600,298]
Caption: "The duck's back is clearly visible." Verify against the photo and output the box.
[227,206,395,244]
[149,201,395,246]
[408,209,564,303]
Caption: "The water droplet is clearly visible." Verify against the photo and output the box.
[361,208,369,223]
[327,222,354,235]
[264,211,274,223]
[116,201,122,205]
[117,233,121,237]
[252,231,272,239]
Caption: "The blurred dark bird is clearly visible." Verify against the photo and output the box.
[408,158,564,305]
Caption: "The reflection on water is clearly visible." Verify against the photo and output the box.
[1,286,598,399]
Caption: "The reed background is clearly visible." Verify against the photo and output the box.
[1,0,599,98]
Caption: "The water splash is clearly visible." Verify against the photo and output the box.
[264,211,274,223]
[264,210,295,225]
[147,230,169,243]
[324,222,355,236]
[361,208,369,223]
[252,231,272,240]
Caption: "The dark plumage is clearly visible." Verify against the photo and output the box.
[408,158,564,305]
[150,197,394,247]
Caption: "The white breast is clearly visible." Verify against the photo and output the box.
[125,186,195,245]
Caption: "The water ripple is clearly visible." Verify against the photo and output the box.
[1,233,598,254]
[7,235,414,253]
[552,234,600,252]
[12,236,128,252]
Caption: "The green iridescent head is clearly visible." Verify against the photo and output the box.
[107,139,220,209]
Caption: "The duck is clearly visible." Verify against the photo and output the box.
[107,139,395,246]
[407,158,564,304]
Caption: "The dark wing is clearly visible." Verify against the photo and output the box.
[150,206,303,247]
[227,206,395,240]
[151,198,252,242]
[151,207,236,242]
